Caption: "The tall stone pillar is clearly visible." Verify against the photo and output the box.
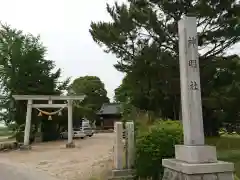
[162,16,234,180]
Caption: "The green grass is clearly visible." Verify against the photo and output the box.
[0,127,13,137]
[0,127,14,142]
[206,136,240,178]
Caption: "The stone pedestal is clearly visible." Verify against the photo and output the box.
[162,145,234,180]
[162,159,234,180]
[66,142,75,148]
[175,145,217,163]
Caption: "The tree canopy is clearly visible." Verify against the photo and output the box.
[90,0,240,135]
[68,76,109,120]
[90,0,239,71]
[0,24,69,126]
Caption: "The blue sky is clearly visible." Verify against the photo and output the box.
[0,0,239,103]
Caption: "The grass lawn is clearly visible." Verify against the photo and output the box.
[0,127,13,136]
[206,136,240,178]
[0,127,14,142]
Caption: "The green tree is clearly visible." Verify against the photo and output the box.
[68,76,109,120]
[201,55,240,135]
[0,24,69,127]
[114,76,132,103]
[90,0,240,135]
[90,0,239,67]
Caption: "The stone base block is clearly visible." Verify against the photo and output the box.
[175,145,217,163]
[19,145,32,150]
[66,142,75,148]
[108,169,135,180]
[162,159,234,180]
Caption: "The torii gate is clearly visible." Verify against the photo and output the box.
[12,95,85,149]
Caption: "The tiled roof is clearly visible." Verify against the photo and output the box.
[97,103,122,115]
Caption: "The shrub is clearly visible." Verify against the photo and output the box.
[135,120,183,180]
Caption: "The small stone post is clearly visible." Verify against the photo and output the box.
[126,121,135,169]
[110,121,135,180]
[114,122,124,169]
[21,99,32,150]
[66,99,75,148]
[162,15,234,180]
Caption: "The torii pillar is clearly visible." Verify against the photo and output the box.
[12,95,85,150]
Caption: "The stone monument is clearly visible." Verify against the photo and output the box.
[162,16,234,180]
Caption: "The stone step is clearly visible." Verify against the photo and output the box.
[108,175,134,180]
[108,169,135,180]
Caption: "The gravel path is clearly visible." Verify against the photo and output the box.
[0,133,114,180]
[0,160,58,180]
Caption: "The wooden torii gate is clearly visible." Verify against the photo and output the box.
[12,95,85,149]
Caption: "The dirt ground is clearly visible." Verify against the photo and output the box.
[0,133,114,180]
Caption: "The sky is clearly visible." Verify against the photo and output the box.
[0,0,126,101]
[0,0,239,103]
